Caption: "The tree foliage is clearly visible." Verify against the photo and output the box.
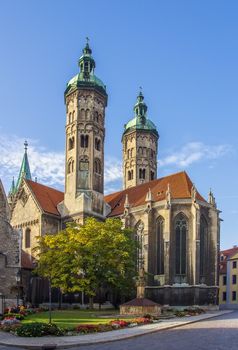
[34,218,137,300]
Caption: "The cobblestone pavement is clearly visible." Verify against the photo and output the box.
[68,310,238,350]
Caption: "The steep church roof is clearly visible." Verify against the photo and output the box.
[15,141,32,193]
[104,171,206,217]
[25,180,64,216]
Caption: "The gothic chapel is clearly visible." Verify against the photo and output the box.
[8,42,220,306]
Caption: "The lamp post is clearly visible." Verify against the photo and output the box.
[15,269,21,307]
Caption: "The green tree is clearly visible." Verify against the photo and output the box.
[34,218,137,308]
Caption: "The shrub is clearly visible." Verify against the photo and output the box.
[110,319,129,328]
[15,323,65,337]
[131,317,152,325]
[75,324,100,334]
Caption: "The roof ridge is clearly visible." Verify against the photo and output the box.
[26,179,64,194]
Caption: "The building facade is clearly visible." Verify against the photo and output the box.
[219,247,238,309]
[7,41,220,307]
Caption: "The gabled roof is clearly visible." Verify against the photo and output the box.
[219,247,238,274]
[26,180,64,216]
[104,171,206,217]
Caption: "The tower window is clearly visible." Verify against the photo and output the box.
[25,228,31,249]
[127,149,130,158]
[151,171,155,180]
[68,137,75,150]
[95,111,99,122]
[128,170,132,180]
[94,159,101,175]
[95,138,101,151]
[81,135,89,148]
[139,168,146,179]
[67,159,74,174]
[69,113,72,124]
[86,109,90,120]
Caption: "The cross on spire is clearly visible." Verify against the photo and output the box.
[24,140,28,153]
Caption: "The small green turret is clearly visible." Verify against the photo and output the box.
[65,39,107,98]
[123,89,158,137]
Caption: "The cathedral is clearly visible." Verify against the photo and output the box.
[8,41,220,306]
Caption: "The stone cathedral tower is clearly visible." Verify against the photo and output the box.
[122,91,159,189]
[59,41,110,221]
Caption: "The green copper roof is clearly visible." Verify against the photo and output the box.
[15,141,32,191]
[8,177,16,196]
[65,40,107,97]
[123,91,158,136]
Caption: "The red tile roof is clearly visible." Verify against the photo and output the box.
[104,171,206,217]
[219,247,238,274]
[26,180,64,216]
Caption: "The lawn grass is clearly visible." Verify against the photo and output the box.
[22,309,126,328]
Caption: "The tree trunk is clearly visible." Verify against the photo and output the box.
[89,296,94,309]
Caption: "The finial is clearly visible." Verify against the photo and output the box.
[24,140,28,153]
[86,36,89,44]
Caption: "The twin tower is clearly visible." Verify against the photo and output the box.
[61,42,159,221]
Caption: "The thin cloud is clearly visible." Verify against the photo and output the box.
[159,142,233,168]
[0,134,122,192]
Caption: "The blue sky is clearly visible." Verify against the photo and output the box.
[0,0,237,249]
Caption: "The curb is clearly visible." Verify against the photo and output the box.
[0,311,232,349]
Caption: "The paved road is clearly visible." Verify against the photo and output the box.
[0,311,237,350]
[71,310,238,350]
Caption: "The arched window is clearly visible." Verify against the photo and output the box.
[94,159,101,175]
[135,221,144,271]
[128,170,131,180]
[95,138,101,151]
[72,111,75,121]
[175,213,187,275]
[67,159,72,174]
[80,109,85,119]
[68,137,75,150]
[86,109,90,120]
[127,149,130,158]
[25,228,31,248]
[80,135,89,148]
[131,169,133,179]
[72,160,74,172]
[156,216,164,274]
[200,215,208,278]
[69,112,72,124]
[95,111,99,123]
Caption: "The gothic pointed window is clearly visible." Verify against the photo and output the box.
[68,137,75,150]
[94,159,101,175]
[135,221,144,271]
[200,215,208,278]
[80,135,89,148]
[95,138,101,151]
[156,216,164,274]
[175,213,187,275]
[25,228,31,249]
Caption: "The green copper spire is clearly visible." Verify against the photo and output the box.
[123,89,158,136]
[8,176,16,196]
[15,141,32,191]
[65,38,107,98]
